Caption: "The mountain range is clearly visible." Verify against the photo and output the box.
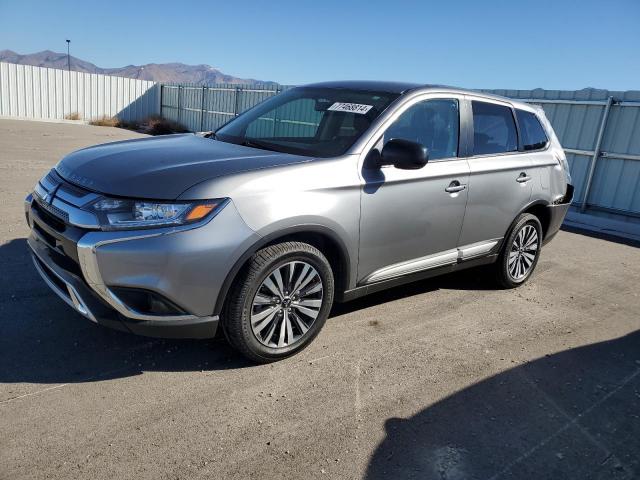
[0,49,272,85]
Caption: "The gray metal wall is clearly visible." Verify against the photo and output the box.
[161,84,286,132]
[0,62,160,121]
[161,84,640,227]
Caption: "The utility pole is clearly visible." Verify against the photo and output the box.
[66,39,71,72]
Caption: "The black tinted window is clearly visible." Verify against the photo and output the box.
[472,101,518,155]
[384,99,459,160]
[516,109,548,151]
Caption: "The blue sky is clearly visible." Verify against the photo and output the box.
[1,0,639,90]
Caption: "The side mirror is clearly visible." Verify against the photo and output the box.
[380,139,429,170]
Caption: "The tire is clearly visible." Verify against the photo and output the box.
[223,241,335,363]
[495,213,543,289]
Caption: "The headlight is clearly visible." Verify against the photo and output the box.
[87,197,227,230]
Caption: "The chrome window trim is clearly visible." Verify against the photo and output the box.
[464,94,552,158]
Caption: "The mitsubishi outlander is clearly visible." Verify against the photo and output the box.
[25,81,573,362]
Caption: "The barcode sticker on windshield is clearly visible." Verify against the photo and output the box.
[327,102,373,114]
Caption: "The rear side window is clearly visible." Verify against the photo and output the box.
[472,101,518,155]
[516,109,549,151]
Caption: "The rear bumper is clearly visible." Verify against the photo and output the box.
[28,232,220,338]
[543,184,574,245]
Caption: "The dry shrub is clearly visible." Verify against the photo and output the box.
[118,119,141,131]
[64,112,81,120]
[89,116,140,131]
[145,115,189,136]
[88,115,187,135]
[89,116,120,127]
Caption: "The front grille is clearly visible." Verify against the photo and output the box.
[49,247,83,278]
[34,196,69,223]
[33,200,66,231]
[33,222,57,248]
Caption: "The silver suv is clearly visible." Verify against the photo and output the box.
[25,81,573,362]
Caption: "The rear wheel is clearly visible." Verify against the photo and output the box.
[223,242,334,363]
[495,213,542,288]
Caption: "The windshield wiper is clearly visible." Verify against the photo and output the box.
[202,131,217,140]
[241,138,283,153]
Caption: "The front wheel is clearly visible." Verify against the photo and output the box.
[495,213,542,288]
[223,242,335,363]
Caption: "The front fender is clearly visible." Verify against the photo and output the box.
[212,221,355,316]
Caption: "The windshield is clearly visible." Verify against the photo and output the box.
[215,87,399,157]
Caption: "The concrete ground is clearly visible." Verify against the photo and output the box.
[1,118,639,480]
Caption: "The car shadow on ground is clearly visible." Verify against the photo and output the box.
[0,237,537,385]
[0,239,504,384]
[365,330,640,480]
[0,238,253,386]
[331,264,498,317]
[1,237,509,385]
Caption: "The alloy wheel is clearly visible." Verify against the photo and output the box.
[250,261,324,348]
[508,224,539,281]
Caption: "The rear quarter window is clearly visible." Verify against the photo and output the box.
[516,109,549,151]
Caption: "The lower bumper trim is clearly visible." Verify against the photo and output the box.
[31,254,97,323]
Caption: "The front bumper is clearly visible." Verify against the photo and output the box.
[28,228,220,338]
[25,190,259,339]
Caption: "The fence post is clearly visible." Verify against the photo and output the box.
[581,96,614,212]
[158,84,163,118]
[200,85,206,132]
[177,85,182,124]
[234,86,241,116]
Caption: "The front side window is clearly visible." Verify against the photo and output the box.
[472,101,518,155]
[216,87,398,158]
[383,99,459,160]
[516,109,549,151]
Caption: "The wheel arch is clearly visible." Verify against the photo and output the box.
[521,201,551,240]
[214,224,352,316]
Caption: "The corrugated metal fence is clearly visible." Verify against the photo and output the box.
[0,62,160,121]
[160,83,286,132]
[161,84,640,227]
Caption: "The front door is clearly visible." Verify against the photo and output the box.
[358,97,469,284]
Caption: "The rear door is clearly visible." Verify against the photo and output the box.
[514,107,563,205]
[458,98,533,246]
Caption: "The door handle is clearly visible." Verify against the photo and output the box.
[516,172,532,183]
[445,180,467,193]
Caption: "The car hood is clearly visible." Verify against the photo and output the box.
[55,134,311,199]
